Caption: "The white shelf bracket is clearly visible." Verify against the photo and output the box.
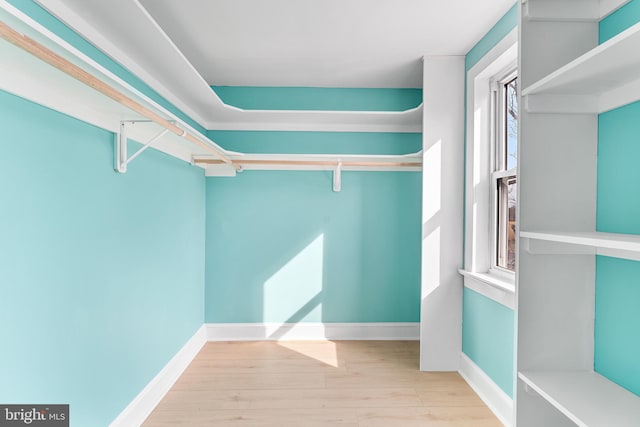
[522,381,544,398]
[115,121,170,173]
[333,161,342,192]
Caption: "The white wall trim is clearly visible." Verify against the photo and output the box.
[206,322,420,341]
[109,325,207,427]
[459,353,513,427]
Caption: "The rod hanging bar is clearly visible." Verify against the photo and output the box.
[0,20,234,166]
[193,158,423,168]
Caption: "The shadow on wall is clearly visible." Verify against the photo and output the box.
[204,170,422,330]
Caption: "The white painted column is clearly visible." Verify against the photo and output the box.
[420,56,465,371]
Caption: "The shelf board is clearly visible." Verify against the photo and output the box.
[522,230,640,251]
[519,371,640,427]
[522,21,640,113]
[0,3,228,164]
[206,104,423,133]
[521,231,640,260]
[523,0,630,22]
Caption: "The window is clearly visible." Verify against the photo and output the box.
[493,75,517,272]
[462,31,517,303]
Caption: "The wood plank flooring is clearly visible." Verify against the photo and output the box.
[143,341,502,426]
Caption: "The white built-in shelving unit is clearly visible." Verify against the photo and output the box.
[522,16,640,114]
[518,371,640,427]
[516,0,640,426]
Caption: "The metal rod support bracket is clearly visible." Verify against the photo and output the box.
[115,121,169,173]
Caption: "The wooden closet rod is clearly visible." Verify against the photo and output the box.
[193,158,422,168]
[0,20,232,165]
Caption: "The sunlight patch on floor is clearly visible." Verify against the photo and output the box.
[278,340,339,368]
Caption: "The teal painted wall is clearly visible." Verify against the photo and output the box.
[205,171,421,323]
[462,3,517,398]
[597,101,640,233]
[7,0,206,134]
[207,131,421,155]
[599,0,640,43]
[595,100,640,397]
[594,257,640,396]
[465,3,518,71]
[212,87,422,111]
[204,87,422,324]
[0,90,205,426]
[462,288,515,397]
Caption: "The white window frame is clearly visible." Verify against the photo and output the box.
[460,29,517,309]
[491,70,518,276]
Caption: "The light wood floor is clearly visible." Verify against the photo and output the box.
[143,341,502,427]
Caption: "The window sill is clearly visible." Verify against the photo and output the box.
[459,269,515,309]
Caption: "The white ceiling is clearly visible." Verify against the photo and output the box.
[140,0,514,88]
[40,0,513,89]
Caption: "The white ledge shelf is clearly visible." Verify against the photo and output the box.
[0,2,229,165]
[519,370,640,427]
[206,105,423,133]
[522,20,640,114]
[0,2,421,175]
[521,231,640,261]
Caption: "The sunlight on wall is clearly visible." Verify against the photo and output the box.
[473,107,483,188]
[264,234,324,323]
[423,139,442,222]
[422,139,442,298]
[471,105,484,270]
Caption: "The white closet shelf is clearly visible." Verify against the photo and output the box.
[522,20,640,114]
[206,105,423,133]
[0,3,231,166]
[519,370,640,427]
[0,2,422,174]
[34,0,423,133]
[522,0,630,22]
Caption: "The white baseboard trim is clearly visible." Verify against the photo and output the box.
[206,322,420,341]
[459,353,513,427]
[109,325,207,427]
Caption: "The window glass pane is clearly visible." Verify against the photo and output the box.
[505,78,518,170]
[497,175,517,271]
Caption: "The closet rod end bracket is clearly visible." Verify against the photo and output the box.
[333,160,342,192]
